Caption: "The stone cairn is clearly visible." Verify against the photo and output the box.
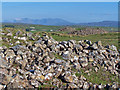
[0,32,120,89]
[68,27,108,35]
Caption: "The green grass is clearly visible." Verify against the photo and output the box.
[54,53,63,59]
[39,79,57,88]
[2,23,65,32]
[16,70,19,74]
[76,27,86,31]
[85,69,119,85]
[74,65,120,85]
[39,84,57,88]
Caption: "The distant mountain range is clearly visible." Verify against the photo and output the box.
[77,21,118,27]
[3,18,118,27]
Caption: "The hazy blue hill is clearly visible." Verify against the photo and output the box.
[36,18,74,25]
[12,18,74,26]
[78,21,118,27]
[3,18,118,27]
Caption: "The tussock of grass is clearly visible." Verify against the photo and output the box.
[39,84,57,88]
[75,66,120,85]
[54,53,63,60]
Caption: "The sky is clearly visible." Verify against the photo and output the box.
[1,0,120,2]
[2,2,118,23]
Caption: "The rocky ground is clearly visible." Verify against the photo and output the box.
[0,28,120,89]
[68,27,108,35]
[58,27,108,35]
[58,27,76,32]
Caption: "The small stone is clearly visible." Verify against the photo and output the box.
[36,75,45,82]
[83,82,89,89]
[86,40,92,45]
[108,66,112,70]
[55,71,62,78]
[0,74,13,85]
[111,45,117,51]
[5,49,15,59]
[43,56,51,63]
[111,82,118,89]
[27,32,33,37]
[95,67,98,72]
[7,33,13,36]
[55,59,64,64]
[79,57,88,67]
[39,75,45,80]
[16,31,22,36]
[83,50,89,53]
[96,41,102,46]
[45,73,53,80]
[0,56,8,68]
[62,51,70,60]
[88,57,94,62]
[80,75,86,81]
[74,56,79,61]
[98,84,104,89]
[0,84,4,90]
[91,43,98,50]
[64,76,73,83]
[68,83,78,88]
[48,52,54,59]
[0,37,2,41]
[15,41,20,44]
[30,80,39,87]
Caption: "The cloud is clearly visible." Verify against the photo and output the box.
[14,18,22,20]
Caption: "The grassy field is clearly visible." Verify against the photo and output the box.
[75,64,120,85]
[2,23,118,32]
[2,23,65,32]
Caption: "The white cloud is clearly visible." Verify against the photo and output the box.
[14,18,22,20]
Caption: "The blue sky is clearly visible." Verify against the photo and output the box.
[1,0,120,2]
[2,2,118,23]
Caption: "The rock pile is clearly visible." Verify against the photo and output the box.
[58,27,76,32]
[0,33,120,89]
[68,27,108,35]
